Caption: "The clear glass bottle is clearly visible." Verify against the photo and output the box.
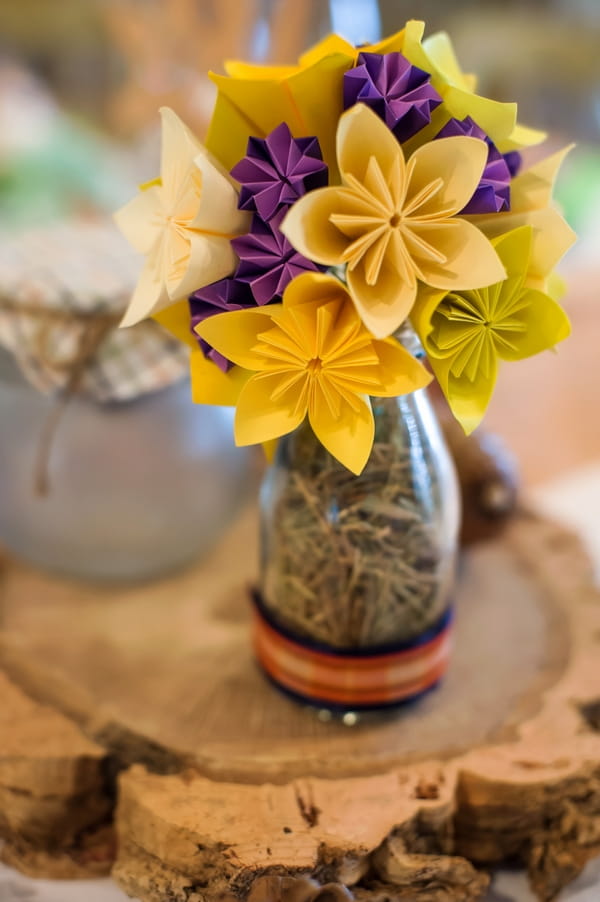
[260,390,460,649]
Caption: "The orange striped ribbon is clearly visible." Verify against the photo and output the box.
[252,594,453,710]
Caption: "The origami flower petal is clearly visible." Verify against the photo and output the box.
[407,136,488,216]
[346,257,416,339]
[343,51,442,144]
[434,117,512,214]
[498,288,571,360]
[154,299,199,350]
[230,122,328,223]
[116,107,249,327]
[196,272,430,472]
[309,389,374,476]
[160,106,202,197]
[510,146,574,213]
[195,306,278,370]
[192,148,249,235]
[114,185,162,255]
[402,19,545,153]
[411,218,507,291]
[280,187,356,265]
[372,339,433,395]
[468,208,576,284]
[433,354,498,435]
[283,106,504,338]
[120,258,167,328]
[207,49,355,176]
[411,225,570,433]
[336,101,403,184]
[190,349,250,407]
[235,373,306,445]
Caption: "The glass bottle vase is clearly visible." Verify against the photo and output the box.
[256,388,460,712]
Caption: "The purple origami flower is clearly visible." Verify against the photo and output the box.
[232,211,324,306]
[435,116,512,215]
[189,278,256,372]
[230,122,328,222]
[343,52,442,143]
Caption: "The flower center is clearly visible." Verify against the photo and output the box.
[389,212,401,228]
[307,357,323,376]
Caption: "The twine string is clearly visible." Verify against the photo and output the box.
[0,298,121,495]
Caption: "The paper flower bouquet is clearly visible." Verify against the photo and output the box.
[116,20,576,710]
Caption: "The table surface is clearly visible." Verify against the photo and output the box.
[2,256,599,901]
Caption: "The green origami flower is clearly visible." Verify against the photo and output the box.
[412,226,571,433]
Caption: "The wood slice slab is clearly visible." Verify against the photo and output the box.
[2,507,600,901]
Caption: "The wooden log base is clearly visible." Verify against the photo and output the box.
[0,672,114,878]
[2,507,600,901]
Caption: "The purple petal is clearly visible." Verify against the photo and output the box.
[343,52,442,144]
[435,116,512,215]
[188,278,256,371]
[230,122,328,222]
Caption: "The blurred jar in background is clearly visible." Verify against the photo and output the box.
[0,222,253,584]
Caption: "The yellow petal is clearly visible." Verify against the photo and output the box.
[234,373,306,445]
[346,256,416,339]
[282,271,348,310]
[280,187,352,265]
[224,61,298,80]
[205,92,262,172]
[442,86,517,147]
[410,218,506,291]
[207,50,354,176]
[410,286,449,358]
[372,340,433,396]
[422,30,476,92]
[120,258,168,327]
[153,299,198,349]
[497,289,571,361]
[468,208,576,281]
[299,34,355,66]
[194,306,278,370]
[190,350,250,407]
[114,187,162,255]
[366,27,407,55]
[510,146,574,213]
[308,388,374,475]
[407,136,488,216]
[431,353,497,435]
[337,103,404,185]
[499,121,547,153]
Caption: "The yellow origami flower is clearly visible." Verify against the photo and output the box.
[206,28,408,177]
[206,47,354,177]
[401,20,545,154]
[195,272,431,474]
[412,226,571,433]
[281,103,506,340]
[115,107,250,327]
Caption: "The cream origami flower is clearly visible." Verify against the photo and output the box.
[196,272,431,474]
[281,103,506,340]
[115,107,250,327]
[412,226,571,433]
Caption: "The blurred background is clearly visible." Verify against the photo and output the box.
[0,0,599,490]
